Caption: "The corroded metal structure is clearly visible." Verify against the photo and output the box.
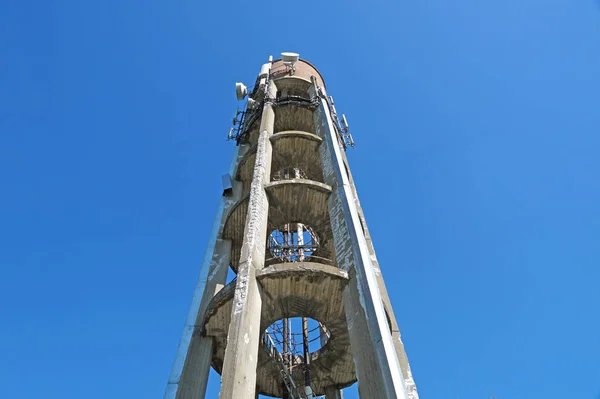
[165,54,419,399]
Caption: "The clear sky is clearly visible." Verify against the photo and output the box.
[1,0,600,398]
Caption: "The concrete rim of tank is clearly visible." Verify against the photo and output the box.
[271,75,313,93]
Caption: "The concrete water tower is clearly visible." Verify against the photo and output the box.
[164,53,419,399]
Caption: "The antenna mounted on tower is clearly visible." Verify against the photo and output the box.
[235,82,248,100]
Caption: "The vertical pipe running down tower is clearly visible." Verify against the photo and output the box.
[164,53,419,399]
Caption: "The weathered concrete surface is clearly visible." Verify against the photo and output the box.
[274,105,316,134]
[219,84,276,399]
[222,195,249,272]
[224,179,336,273]
[271,76,314,99]
[203,262,356,397]
[270,131,323,182]
[243,118,261,147]
[237,129,325,193]
[265,179,332,234]
[235,145,258,196]
[340,151,420,399]
[314,85,409,399]
[164,144,248,399]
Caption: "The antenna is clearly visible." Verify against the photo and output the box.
[235,82,248,100]
[341,114,349,132]
[281,52,299,74]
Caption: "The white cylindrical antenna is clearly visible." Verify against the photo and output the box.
[259,63,270,78]
[268,55,273,62]
[342,114,349,131]
[328,96,338,115]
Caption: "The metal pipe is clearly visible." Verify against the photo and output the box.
[283,224,289,262]
[297,223,304,262]
[283,318,289,366]
[319,321,330,346]
[282,318,290,399]
[302,317,311,388]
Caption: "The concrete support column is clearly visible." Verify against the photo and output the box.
[341,153,419,399]
[219,85,276,399]
[164,145,248,399]
[174,238,231,399]
[313,85,408,399]
[325,386,344,399]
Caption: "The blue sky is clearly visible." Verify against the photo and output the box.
[1,0,600,398]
